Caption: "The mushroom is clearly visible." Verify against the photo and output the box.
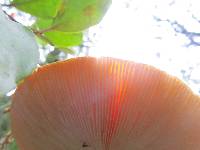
[11,57,200,150]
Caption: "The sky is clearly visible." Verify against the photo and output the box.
[88,0,200,94]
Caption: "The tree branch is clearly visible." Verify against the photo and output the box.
[154,16,200,47]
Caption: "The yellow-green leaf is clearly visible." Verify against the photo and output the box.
[52,0,112,31]
[12,0,62,18]
[44,31,83,48]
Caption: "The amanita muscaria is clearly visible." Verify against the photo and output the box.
[11,57,200,150]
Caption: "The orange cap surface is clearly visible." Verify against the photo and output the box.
[11,57,200,150]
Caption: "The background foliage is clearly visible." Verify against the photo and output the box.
[0,0,111,149]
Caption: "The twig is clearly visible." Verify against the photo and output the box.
[0,131,13,150]
[1,9,18,23]
[3,106,11,114]
[0,3,14,7]
[153,16,200,47]
[32,24,58,35]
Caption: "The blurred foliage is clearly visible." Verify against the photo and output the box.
[7,141,18,150]
[0,96,18,150]
[0,97,10,136]
[0,114,10,138]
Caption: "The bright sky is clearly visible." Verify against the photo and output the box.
[88,0,200,94]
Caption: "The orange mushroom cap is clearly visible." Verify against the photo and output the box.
[11,57,200,150]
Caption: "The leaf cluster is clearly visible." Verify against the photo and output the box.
[12,0,111,50]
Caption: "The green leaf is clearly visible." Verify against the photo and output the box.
[0,6,39,95]
[46,50,60,63]
[33,18,83,48]
[53,0,112,31]
[59,48,75,54]
[12,0,62,18]
[35,36,48,46]
[34,18,53,30]
[13,0,111,31]
[44,31,83,48]
[8,140,19,150]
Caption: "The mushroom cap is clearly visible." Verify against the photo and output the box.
[11,57,200,150]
